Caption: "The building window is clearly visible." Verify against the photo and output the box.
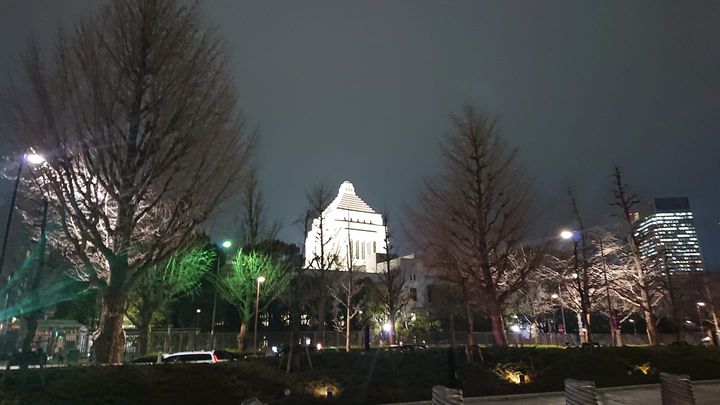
[427,286,432,303]
[354,241,359,259]
[410,288,418,301]
[280,312,290,326]
[261,313,270,327]
[410,273,416,281]
[361,241,366,259]
[373,241,376,254]
[300,313,310,326]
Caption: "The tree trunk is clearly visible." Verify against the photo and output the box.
[345,303,351,352]
[449,311,456,347]
[94,289,128,364]
[317,301,327,345]
[642,309,658,345]
[237,322,248,352]
[576,311,586,343]
[388,314,396,345]
[22,313,40,353]
[488,303,507,346]
[137,318,152,356]
[466,299,474,348]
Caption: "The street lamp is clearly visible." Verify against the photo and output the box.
[0,152,46,284]
[559,229,592,344]
[254,275,266,353]
[210,240,232,338]
[551,290,568,342]
[0,152,45,334]
[629,319,637,335]
[697,302,706,337]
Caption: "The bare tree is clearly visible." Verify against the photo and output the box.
[238,169,278,250]
[609,167,662,345]
[1,0,255,362]
[507,278,553,343]
[302,182,340,345]
[374,213,412,345]
[409,105,544,345]
[329,212,363,352]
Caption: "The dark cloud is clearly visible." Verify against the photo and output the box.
[2,1,718,265]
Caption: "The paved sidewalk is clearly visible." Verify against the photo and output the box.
[388,380,720,405]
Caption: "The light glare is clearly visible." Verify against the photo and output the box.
[25,153,46,165]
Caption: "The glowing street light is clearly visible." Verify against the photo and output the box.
[560,230,574,240]
[211,240,233,338]
[628,319,638,335]
[551,289,567,338]
[25,153,46,165]
[254,275,266,353]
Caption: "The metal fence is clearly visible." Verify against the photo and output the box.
[120,329,708,360]
[123,329,365,359]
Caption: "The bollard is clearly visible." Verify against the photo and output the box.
[565,378,598,405]
[432,385,463,405]
[659,372,695,405]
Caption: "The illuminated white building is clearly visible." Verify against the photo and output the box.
[304,181,387,271]
[634,197,704,272]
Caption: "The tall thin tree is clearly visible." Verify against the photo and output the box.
[410,105,544,345]
[609,167,661,345]
[1,0,255,362]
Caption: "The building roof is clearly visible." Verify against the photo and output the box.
[326,181,377,214]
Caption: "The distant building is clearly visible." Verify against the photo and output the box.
[304,181,387,271]
[634,197,704,272]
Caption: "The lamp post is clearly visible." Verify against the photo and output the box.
[253,275,265,353]
[560,229,590,344]
[194,308,201,350]
[697,302,706,338]
[629,319,637,335]
[210,240,232,341]
[551,291,568,344]
[0,153,45,334]
[0,153,45,284]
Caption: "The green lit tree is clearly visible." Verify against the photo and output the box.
[215,249,292,352]
[127,246,216,355]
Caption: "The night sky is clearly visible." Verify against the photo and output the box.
[1,1,719,266]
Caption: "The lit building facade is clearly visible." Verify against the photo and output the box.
[634,197,704,272]
[304,181,387,271]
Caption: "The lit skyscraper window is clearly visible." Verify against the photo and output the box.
[634,197,704,272]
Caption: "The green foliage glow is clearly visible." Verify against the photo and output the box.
[127,247,216,329]
[215,249,292,323]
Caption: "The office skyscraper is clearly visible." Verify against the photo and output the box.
[634,197,704,272]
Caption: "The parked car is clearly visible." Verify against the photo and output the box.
[212,350,244,361]
[161,350,223,364]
